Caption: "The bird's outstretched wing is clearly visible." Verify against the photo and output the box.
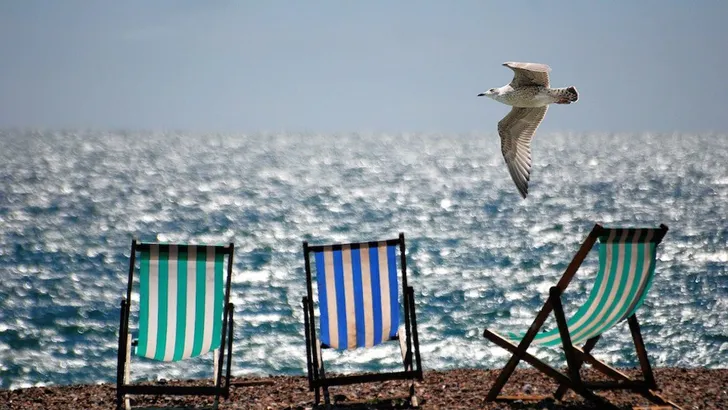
[498,106,548,198]
[503,62,551,87]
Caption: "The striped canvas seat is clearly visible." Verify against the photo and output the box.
[136,245,225,361]
[482,224,679,409]
[312,242,401,350]
[116,240,235,410]
[509,228,660,347]
[302,233,423,407]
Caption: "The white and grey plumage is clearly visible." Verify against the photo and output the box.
[478,62,578,199]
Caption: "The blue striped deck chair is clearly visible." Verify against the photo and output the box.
[116,240,235,410]
[483,224,682,409]
[301,233,423,406]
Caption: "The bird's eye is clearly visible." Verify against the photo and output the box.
[489,88,495,92]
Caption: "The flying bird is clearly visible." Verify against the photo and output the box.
[478,62,578,199]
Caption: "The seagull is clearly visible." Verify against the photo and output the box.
[478,62,578,199]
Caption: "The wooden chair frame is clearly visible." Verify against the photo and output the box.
[483,224,682,409]
[301,233,423,406]
[116,240,236,410]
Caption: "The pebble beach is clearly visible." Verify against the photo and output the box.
[2,368,726,409]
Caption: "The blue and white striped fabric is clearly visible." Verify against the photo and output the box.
[313,243,401,350]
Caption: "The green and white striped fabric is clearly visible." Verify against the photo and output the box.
[508,228,660,347]
[136,245,225,362]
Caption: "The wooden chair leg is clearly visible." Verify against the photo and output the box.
[483,300,554,401]
[549,288,621,408]
[213,348,219,385]
[322,380,331,406]
[313,340,325,406]
[318,345,331,406]
[409,380,419,407]
[398,329,411,371]
[225,304,234,394]
[124,334,131,410]
[484,336,529,400]
[629,314,657,389]
[302,297,314,390]
[116,299,128,410]
[550,287,581,384]
[407,287,423,379]
[554,336,600,400]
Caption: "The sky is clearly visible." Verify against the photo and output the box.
[1,1,727,133]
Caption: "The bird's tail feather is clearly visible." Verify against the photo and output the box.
[553,86,579,103]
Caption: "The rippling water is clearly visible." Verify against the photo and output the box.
[0,130,726,390]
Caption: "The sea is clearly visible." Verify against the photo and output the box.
[0,129,726,390]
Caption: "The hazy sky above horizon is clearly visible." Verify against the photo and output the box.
[1,1,727,133]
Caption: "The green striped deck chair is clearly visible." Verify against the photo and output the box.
[301,233,423,406]
[483,224,682,409]
[116,240,235,410]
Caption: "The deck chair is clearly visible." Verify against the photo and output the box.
[116,240,235,410]
[483,224,682,409]
[301,233,424,407]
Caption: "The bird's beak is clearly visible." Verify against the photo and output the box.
[477,92,486,97]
